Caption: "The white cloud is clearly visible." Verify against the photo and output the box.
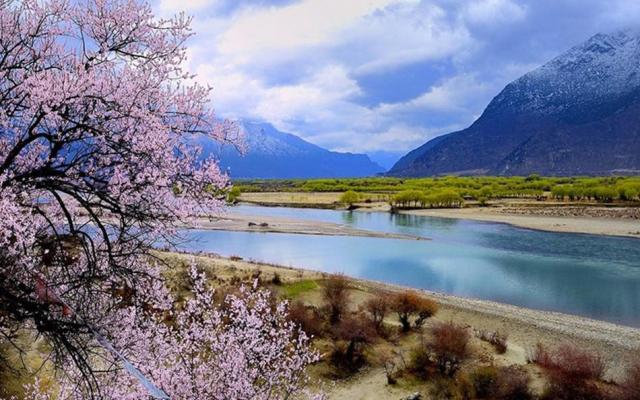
[349,3,473,74]
[377,74,492,115]
[464,0,527,26]
[335,124,437,153]
[216,0,403,63]
[156,0,219,16]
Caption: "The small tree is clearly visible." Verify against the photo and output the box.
[339,190,360,208]
[428,321,470,377]
[330,313,375,372]
[391,291,438,332]
[227,187,242,204]
[363,293,389,333]
[322,274,350,324]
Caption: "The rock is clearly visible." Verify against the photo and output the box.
[402,393,422,400]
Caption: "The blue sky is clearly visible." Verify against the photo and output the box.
[153,0,640,167]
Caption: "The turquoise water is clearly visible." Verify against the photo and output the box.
[177,206,640,327]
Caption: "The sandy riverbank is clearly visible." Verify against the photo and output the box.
[188,213,427,241]
[164,251,640,383]
[400,207,640,238]
[237,191,640,238]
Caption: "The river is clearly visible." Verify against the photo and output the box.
[177,205,640,327]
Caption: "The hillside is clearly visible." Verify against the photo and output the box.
[389,29,640,177]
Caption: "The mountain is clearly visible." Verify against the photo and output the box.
[198,122,384,179]
[389,29,640,177]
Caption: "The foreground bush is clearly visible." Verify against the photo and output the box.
[330,313,376,373]
[322,274,350,324]
[410,321,470,379]
[288,301,325,338]
[363,293,390,333]
[531,343,607,400]
[429,322,471,377]
[391,291,438,332]
[462,365,533,400]
[620,358,640,400]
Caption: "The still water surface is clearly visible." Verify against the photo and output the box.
[178,205,640,327]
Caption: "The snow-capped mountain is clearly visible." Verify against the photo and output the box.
[389,29,640,177]
[198,121,384,179]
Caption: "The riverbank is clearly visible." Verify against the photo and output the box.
[188,213,428,241]
[162,251,640,383]
[402,207,640,238]
[237,191,640,238]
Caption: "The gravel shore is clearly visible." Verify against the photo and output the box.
[402,207,640,238]
[189,214,428,241]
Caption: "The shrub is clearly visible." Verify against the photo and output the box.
[429,321,470,377]
[464,365,533,400]
[391,291,438,332]
[322,274,350,324]
[330,313,376,373]
[288,301,324,338]
[339,190,360,207]
[495,366,533,400]
[531,343,607,400]
[378,349,402,384]
[429,377,461,399]
[620,358,640,400]
[467,365,498,398]
[271,272,282,285]
[364,293,390,333]
[477,330,508,354]
[226,186,242,204]
[408,342,432,379]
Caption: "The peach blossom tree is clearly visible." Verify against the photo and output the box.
[0,0,320,398]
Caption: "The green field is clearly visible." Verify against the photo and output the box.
[234,176,640,204]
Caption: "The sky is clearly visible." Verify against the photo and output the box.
[153,0,640,167]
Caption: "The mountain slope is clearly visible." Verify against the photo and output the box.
[389,29,640,177]
[198,122,384,179]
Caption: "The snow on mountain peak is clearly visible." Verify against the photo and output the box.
[492,29,640,115]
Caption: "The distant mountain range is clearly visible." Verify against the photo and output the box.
[199,122,384,179]
[389,29,640,177]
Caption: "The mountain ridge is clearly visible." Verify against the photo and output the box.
[198,121,384,179]
[388,29,640,177]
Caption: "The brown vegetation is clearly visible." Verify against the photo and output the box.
[322,274,350,324]
[330,313,377,373]
[428,321,471,377]
[620,357,640,400]
[363,293,390,333]
[391,290,439,332]
[461,365,533,400]
[288,301,324,338]
[530,343,607,400]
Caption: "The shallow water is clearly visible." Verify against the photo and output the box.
[177,205,640,327]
